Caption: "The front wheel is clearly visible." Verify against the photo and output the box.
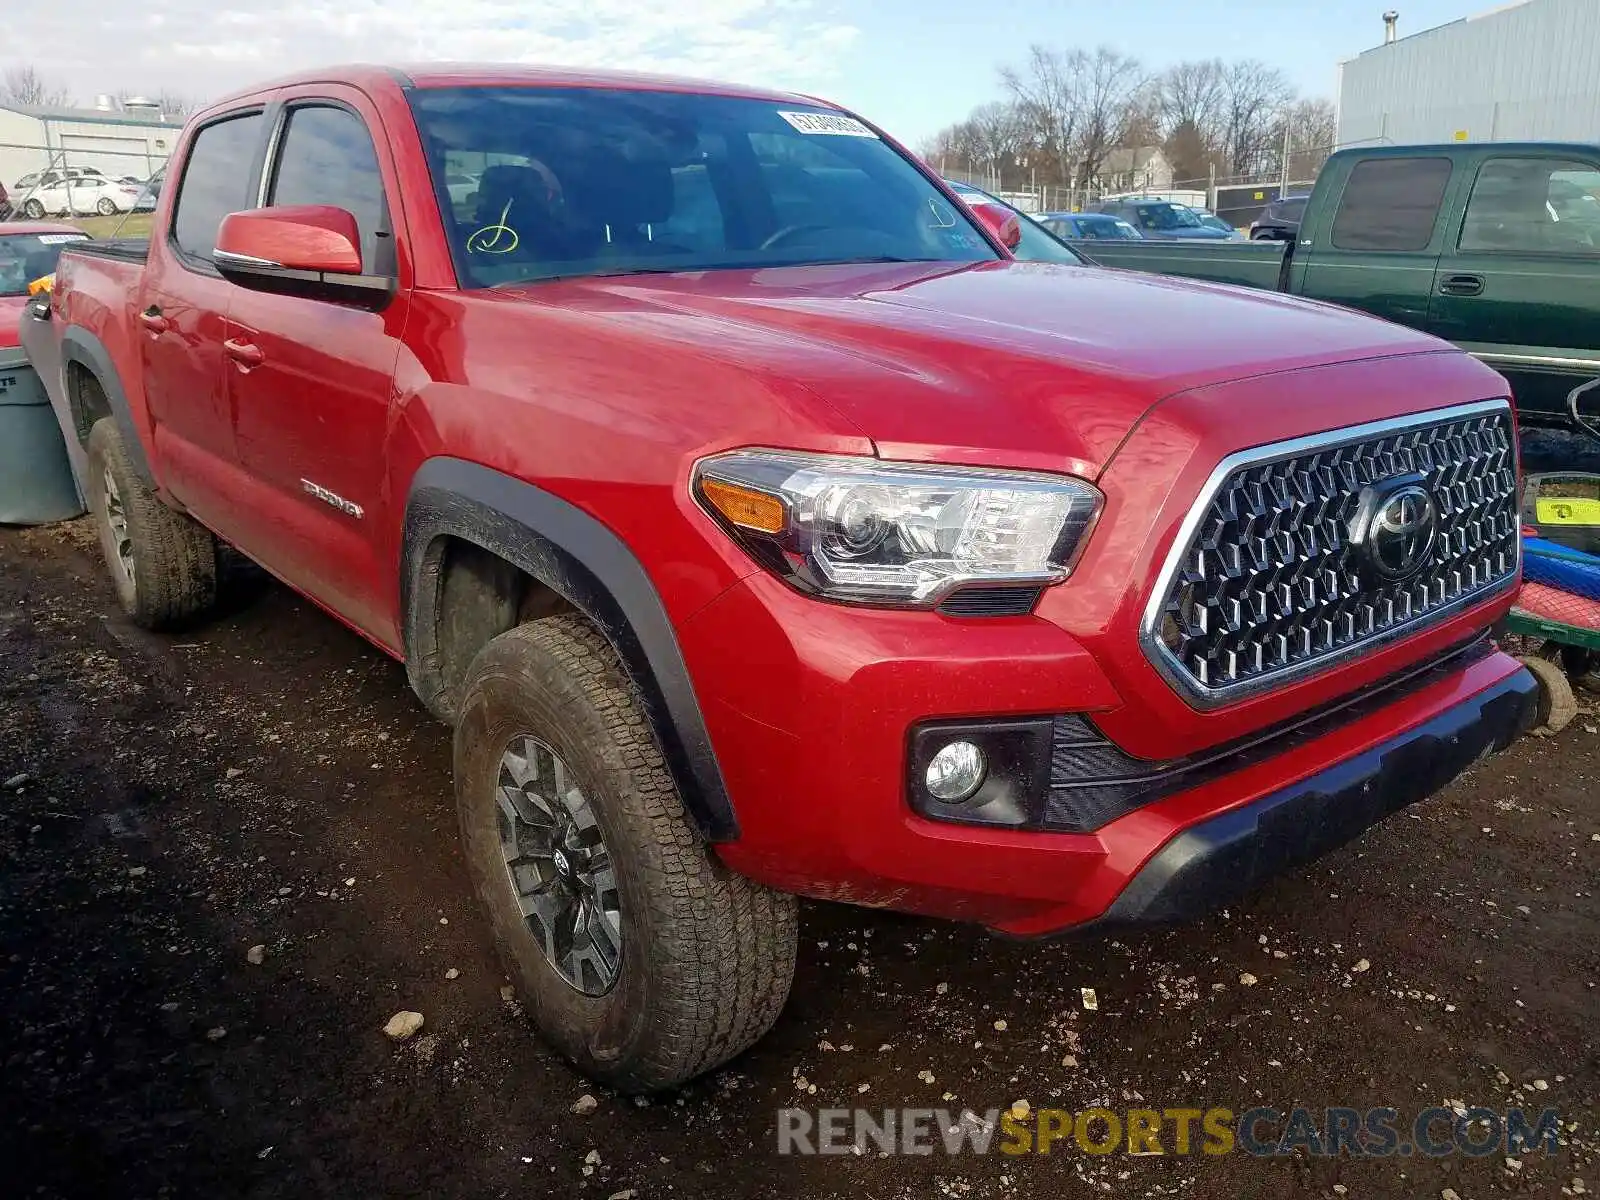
[454,615,797,1092]
[21,199,45,220]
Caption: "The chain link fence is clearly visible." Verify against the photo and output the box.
[1,141,168,223]
[940,148,1333,228]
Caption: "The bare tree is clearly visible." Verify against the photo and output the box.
[1000,46,1084,191]
[933,48,1328,198]
[1001,45,1147,188]
[963,101,1028,179]
[1120,83,1165,152]
[1219,60,1295,175]
[1282,96,1336,177]
[1074,48,1150,184]
[0,65,73,109]
[1156,59,1226,144]
[154,90,201,120]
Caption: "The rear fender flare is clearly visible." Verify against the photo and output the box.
[401,458,738,841]
[60,326,154,483]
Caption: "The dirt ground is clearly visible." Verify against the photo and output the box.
[1,518,1595,1200]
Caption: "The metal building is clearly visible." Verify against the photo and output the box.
[0,99,184,191]
[1337,0,1600,148]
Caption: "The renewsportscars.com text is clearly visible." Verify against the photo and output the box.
[776,1105,1564,1158]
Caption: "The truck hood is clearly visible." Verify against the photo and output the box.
[509,260,1456,476]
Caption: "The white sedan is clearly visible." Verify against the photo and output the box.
[14,174,143,218]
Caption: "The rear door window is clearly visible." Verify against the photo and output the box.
[1330,157,1453,251]
[172,112,266,262]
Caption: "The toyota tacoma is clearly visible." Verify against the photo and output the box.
[27,64,1536,1091]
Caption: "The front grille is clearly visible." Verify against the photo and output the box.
[1143,401,1518,707]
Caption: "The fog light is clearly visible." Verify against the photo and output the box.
[925,740,987,802]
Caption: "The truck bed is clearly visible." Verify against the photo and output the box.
[1070,239,1290,292]
[32,240,156,483]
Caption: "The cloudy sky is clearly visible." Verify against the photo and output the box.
[6,0,1485,145]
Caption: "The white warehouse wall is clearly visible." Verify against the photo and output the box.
[1337,0,1600,147]
[1,108,180,191]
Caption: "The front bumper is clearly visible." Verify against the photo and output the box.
[683,570,1530,936]
[1062,664,1538,936]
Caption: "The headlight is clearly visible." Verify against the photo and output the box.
[693,450,1102,607]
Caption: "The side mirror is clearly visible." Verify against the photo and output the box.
[969,202,1023,252]
[213,205,391,308]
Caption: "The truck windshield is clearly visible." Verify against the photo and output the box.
[407,87,999,287]
[0,232,89,297]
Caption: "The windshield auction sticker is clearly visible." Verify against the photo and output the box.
[777,111,879,137]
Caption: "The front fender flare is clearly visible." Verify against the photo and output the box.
[401,458,738,841]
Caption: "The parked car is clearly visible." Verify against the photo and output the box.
[1191,210,1245,238]
[1039,212,1143,240]
[36,66,1536,1092]
[0,223,90,300]
[1250,195,1307,241]
[943,181,1083,262]
[12,170,144,217]
[1088,198,1237,239]
[1064,143,1600,430]
[124,174,162,213]
[0,179,10,220]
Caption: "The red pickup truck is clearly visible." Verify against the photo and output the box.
[29,64,1536,1091]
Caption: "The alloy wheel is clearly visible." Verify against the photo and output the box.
[102,467,135,587]
[495,734,622,995]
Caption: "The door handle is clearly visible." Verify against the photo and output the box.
[137,307,169,333]
[223,338,264,368]
[1438,273,1485,297]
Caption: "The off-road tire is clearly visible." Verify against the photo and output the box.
[454,615,797,1092]
[86,418,217,629]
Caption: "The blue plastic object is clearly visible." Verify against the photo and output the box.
[0,350,86,525]
[1523,536,1600,603]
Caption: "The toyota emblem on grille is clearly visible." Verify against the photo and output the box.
[1354,476,1438,583]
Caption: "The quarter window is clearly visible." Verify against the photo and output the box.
[1460,157,1600,252]
[268,105,389,272]
[1330,157,1452,252]
[172,112,265,262]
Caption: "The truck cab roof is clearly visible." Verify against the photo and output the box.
[198,62,829,118]
[1327,140,1600,161]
